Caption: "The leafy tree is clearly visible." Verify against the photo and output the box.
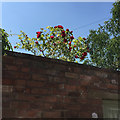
[86,1,120,71]
[0,28,13,55]
[15,25,89,63]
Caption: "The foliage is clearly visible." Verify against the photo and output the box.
[86,1,120,71]
[15,25,89,63]
[0,28,13,55]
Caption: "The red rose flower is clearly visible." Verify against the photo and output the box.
[40,50,42,52]
[82,52,87,56]
[69,46,72,51]
[53,43,56,46]
[69,41,71,46]
[70,36,74,40]
[35,41,38,44]
[66,29,69,31]
[50,36,54,39]
[83,37,86,40]
[74,45,76,47]
[70,31,73,34]
[58,25,63,29]
[37,34,40,38]
[36,31,41,38]
[54,26,57,28]
[75,55,78,58]
[64,39,67,42]
[14,46,16,48]
[62,34,66,37]
[36,31,41,34]
[62,31,65,34]
[80,56,85,60]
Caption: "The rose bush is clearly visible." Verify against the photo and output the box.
[15,25,89,63]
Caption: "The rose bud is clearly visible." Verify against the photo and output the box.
[53,43,56,46]
[62,34,66,37]
[69,41,71,46]
[50,36,54,39]
[70,36,74,40]
[83,37,86,40]
[14,46,16,48]
[69,46,72,51]
[75,55,78,58]
[64,39,67,42]
[66,29,69,31]
[82,52,87,56]
[35,41,38,44]
[54,26,57,28]
[80,56,85,60]
[74,45,76,47]
[70,31,73,34]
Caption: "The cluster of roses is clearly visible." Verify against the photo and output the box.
[35,25,90,60]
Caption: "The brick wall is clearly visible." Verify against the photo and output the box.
[2,51,120,118]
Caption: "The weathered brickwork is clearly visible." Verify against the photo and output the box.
[2,51,120,118]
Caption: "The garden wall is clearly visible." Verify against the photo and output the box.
[2,51,120,118]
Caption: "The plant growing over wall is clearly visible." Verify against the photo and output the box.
[0,28,13,55]
[15,25,89,63]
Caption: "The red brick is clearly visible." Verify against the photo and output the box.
[44,82,59,89]
[2,85,13,93]
[107,84,118,90]
[2,78,14,85]
[65,72,78,79]
[2,108,16,118]
[3,70,31,80]
[64,110,80,118]
[52,103,65,110]
[22,109,42,118]
[21,67,30,72]
[14,86,25,93]
[10,101,30,110]
[26,81,44,88]
[80,75,92,81]
[64,104,82,111]
[31,88,51,95]
[2,56,15,64]
[24,88,31,94]
[15,94,36,101]
[3,64,18,71]
[64,84,77,91]
[2,101,10,108]
[40,96,58,103]
[49,76,66,83]
[42,111,61,118]
[79,111,91,118]
[15,79,26,86]
[68,91,81,97]
[51,88,68,96]
[32,73,48,81]
[95,71,108,78]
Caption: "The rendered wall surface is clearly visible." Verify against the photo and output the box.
[2,51,120,118]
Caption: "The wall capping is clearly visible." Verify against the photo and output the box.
[4,50,120,74]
